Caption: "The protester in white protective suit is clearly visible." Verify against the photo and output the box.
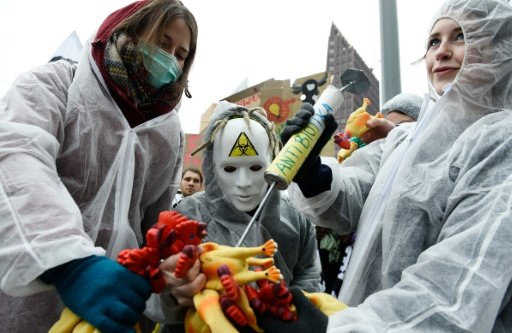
[254,0,512,332]
[155,102,321,332]
[0,1,197,332]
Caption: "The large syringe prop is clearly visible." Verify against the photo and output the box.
[264,84,349,190]
[236,69,369,247]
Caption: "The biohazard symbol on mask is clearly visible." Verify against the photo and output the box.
[228,132,259,157]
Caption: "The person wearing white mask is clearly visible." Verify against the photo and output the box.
[157,101,321,332]
[254,0,512,332]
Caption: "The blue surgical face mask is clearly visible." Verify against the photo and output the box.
[139,44,183,89]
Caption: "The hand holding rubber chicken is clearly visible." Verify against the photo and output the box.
[334,98,384,162]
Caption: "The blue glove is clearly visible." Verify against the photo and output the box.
[280,103,337,197]
[40,255,152,333]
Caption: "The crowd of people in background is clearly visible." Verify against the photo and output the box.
[0,0,511,332]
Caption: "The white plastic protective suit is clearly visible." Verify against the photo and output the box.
[0,42,184,330]
[288,0,512,331]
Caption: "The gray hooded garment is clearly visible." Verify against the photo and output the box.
[175,102,321,293]
[289,0,512,331]
[381,92,423,121]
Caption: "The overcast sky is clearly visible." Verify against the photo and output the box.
[0,0,445,133]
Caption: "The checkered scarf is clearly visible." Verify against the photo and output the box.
[104,32,182,110]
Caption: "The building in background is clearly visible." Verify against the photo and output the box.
[224,78,298,135]
[327,23,380,156]
[182,134,203,171]
[182,23,379,167]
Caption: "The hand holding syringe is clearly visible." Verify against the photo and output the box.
[236,68,369,246]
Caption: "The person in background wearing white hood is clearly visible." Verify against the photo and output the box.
[381,92,423,124]
[253,0,512,332]
[0,1,198,332]
[157,102,321,332]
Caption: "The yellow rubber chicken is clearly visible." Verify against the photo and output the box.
[334,98,384,163]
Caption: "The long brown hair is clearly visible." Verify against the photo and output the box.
[114,0,198,93]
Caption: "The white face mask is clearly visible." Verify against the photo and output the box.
[213,118,271,212]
